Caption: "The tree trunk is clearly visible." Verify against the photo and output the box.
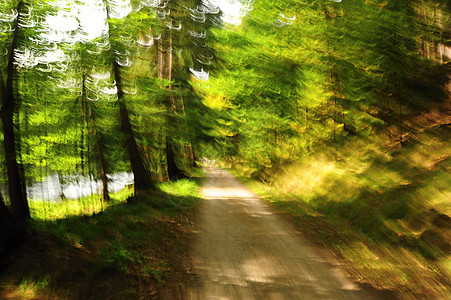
[0,194,24,257]
[113,62,156,194]
[0,0,30,223]
[166,137,186,181]
[160,21,187,180]
[104,0,156,195]
[179,95,197,167]
[87,102,110,202]
[82,75,110,202]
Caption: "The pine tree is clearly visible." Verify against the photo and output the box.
[0,0,30,222]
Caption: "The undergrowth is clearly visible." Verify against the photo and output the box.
[0,177,202,299]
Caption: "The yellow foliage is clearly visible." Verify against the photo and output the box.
[214,127,235,137]
[232,115,247,123]
[203,94,233,111]
[290,123,307,133]
[217,118,234,126]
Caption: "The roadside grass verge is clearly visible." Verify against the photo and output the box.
[0,177,202,299]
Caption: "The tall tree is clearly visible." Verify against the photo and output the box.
[105,1,157,194]
[81,73,110,201]
[153,0,221,179]
[0,0,30,222]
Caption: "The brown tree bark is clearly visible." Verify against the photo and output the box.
[0,0,30,223]
[113,62,156,194]
[87,103,110,202]
[158,21,187,180]
[104,2,156,194]
[82,75,110,202]
[166,133,186,181]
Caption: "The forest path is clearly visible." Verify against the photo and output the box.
[181,167,390,300]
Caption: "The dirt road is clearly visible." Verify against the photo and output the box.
[183,167,392,299]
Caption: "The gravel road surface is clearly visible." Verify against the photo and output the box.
[182,167,393,300]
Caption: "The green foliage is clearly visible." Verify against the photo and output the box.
[99,241,143,273]
[198,0,450,185]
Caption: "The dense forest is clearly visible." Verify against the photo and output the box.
[0,0,450,298]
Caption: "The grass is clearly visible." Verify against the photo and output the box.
[0,177,203,299]
[231,127,451,299]
[157,179,202,209]
[28,178,201,221]
[28,186,135,221]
